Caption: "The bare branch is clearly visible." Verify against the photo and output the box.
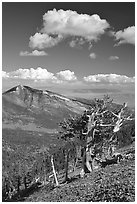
[100,123,113,127]
[92,128,99,139]
[82,129,88,135]
[123,102,128,109]
[110,111,119,118]
[111,102,127,120]
[123,114,135,121]
[101,110,109,115]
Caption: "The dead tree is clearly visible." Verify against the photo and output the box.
[108,102,134,144]
[59,97,134,179]
[80,101,133,175]
[79,104,113,175]
[51,155,59,186]
[99,102,134,159]
[23,175,27,189]
[70,144,81,172]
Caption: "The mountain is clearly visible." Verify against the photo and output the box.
[3,85,134,148]
[2,85,88,132]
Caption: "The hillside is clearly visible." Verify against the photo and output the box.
[2,85,135,202]
[2,85,90,149]
[9,143,135,202]
[3,85,88,130]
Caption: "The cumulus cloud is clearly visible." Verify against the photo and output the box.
[56,70,77,81]
[20,50,48,56]
[29,33,63,49]
[29,9,109,50]
[2,71,9,78]
[109,56,119,60]
[111,26,135,46]
[42,9,109,41]
[69,37,85,48]
[83,74,135,83]
[2,67,57,82]
[2,68,78,83]
[89,53,96,59]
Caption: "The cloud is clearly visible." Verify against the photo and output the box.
[29,33,63,49]
[83,74,135,84]
[29,9,109,50]
[89,53,96,59]
[111,26,135,46]
[2,68,78,83]
[88,43,93,50]
[109,56,119,60]
[69,40,77,48]
[42,9,109,41]
[56,70,77,81]
[20,50,48,56]
[2,67,57,82]
[2,71,9,78]
[69,37,85,48]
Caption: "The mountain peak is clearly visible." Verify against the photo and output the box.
[3,84,25,94]
[3,85,42,95]
[2,85,88,129]
[16,84,25,93]
[17,84,24,89]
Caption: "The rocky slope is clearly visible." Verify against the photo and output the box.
[2,85,88,130]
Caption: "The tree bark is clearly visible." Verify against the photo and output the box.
[81,147,91,173]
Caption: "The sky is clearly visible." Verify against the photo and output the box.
[2,2,135,106]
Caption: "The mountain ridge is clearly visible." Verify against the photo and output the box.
[2,85,88,131]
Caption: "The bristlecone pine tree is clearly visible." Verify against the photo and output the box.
[59,95,134,180]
